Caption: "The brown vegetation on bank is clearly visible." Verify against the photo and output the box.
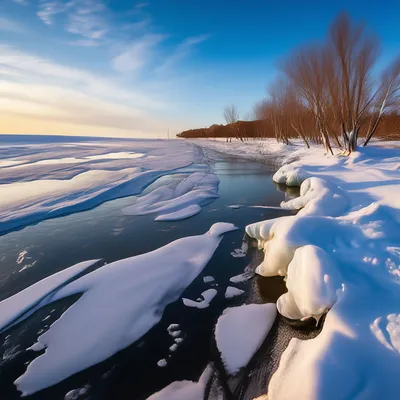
[176,114,400,141]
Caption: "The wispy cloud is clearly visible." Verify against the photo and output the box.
[0,45,168,136]
[12,0,29,5]
[112,34,166,73]
[0,17,25,33]
[156,34,210,75]
[37,1,67,25]
[135,2,149,9]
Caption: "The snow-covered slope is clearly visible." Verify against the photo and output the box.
[0,139,218,234]
[245,145,400,399]
[7,223,236,396]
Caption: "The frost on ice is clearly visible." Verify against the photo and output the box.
[245,145,400,399]
[215,304,276,375]
[9,223,236,396]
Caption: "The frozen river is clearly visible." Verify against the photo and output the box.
[0,136,295,399]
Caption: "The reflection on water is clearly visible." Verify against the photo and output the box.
[0,151,296,400]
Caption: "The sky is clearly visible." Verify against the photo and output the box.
[0,0,398,138]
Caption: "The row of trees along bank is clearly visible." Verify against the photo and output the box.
[177,13,400,154]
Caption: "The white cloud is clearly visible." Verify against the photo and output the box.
[112,34,165,73]
[37,1,67,25]
[0,45,169,136]
[12,0,29,5]
[0,17,25,33]
[66,12,108,39]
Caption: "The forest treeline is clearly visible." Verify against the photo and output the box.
[177,13,399,152]
[176,114,400,141]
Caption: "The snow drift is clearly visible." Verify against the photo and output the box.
[245,145,400,399]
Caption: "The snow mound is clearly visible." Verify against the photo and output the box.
[123,172,219,221]
[280,177,349,217]
[13,223,236,396]
[273,167,310,187]
[277,245,342,321]
[182,289,218,309]
[224,286,245,299]
[215,304,276,375]
[147,365,212,400]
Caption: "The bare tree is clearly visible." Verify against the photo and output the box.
[282,45,334,154]
[326,12,379,152]
[364,57,400,146]
[223,104,242,142]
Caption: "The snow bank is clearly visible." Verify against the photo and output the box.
[12,223,236,396]
[123,172,219,221]
[189,138,304,164]
[147,365,212,400]
[0,139,211,234]
[245,145,400,399]
[215,304,277,375]
[182,289,218,309]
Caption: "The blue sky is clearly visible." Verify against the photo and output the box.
[0,0,398,137]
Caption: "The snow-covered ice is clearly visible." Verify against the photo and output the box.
[9,223,236,396]
[182,289,218,309]
[0,260,102,333]
[157,359,168,368]
[244,144,400,399]
[215,304,277,375]
[0,139,217,234]
[229,272,252,284]
[147,365,212,400]
[203,276,215,283]
[231,241,248,258]
[224,286,245,299]
[123,172,219,221]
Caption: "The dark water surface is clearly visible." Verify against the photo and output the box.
[0,148,296,400]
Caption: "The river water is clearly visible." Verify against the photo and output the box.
[0,146,297,400]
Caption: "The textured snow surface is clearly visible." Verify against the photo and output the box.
[245,145,400,399]
[11,223,236,396]
[147,365,212,400]
[123,172,219,221]
[215,304,277,375]
[0,139,216,234]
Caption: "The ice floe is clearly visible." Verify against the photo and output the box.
[182,289,218,309]
[224,286,245,299]
[10,223,236,396]
[215,304,276,375]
